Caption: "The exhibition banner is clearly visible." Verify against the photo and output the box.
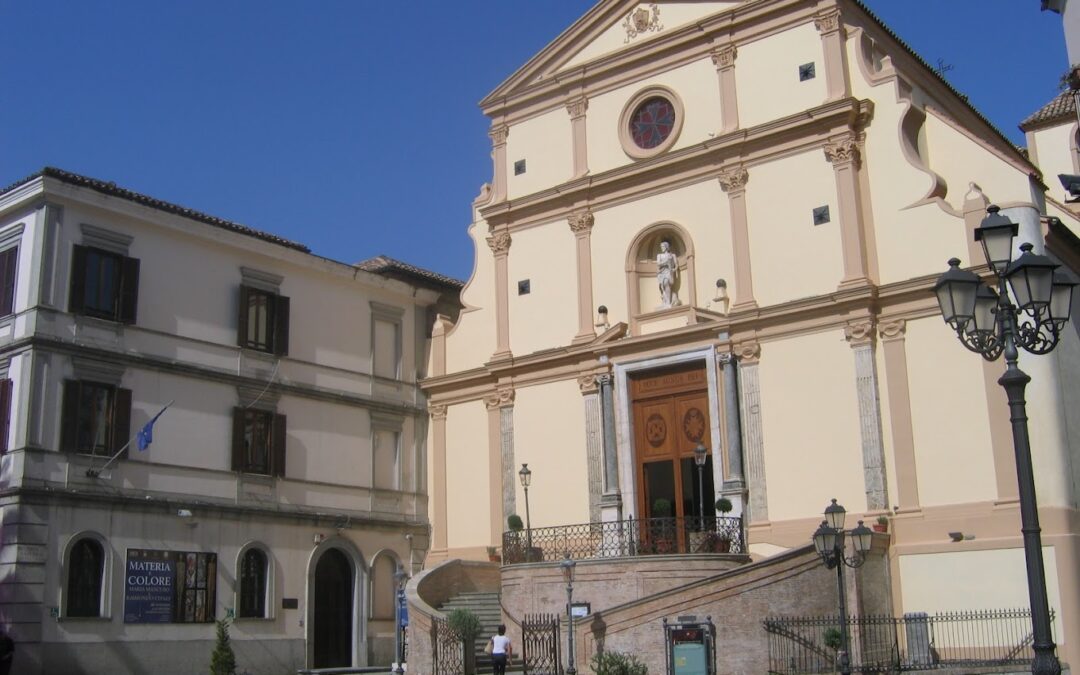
[124,549,217,624]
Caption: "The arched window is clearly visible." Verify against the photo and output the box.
[239,547,268,618]
[370,554,397,620]
[66,538,104,617]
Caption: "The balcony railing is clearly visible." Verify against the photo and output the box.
[502,515,744,564]
[764,608,1055,673]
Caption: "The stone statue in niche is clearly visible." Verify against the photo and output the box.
[656,240,681,308]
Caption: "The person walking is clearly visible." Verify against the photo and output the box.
[488,624,512,675]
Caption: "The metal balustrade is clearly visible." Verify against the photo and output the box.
[501,515,744,564]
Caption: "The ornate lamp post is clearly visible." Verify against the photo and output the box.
[933,205,1073,675]
[519,463,533,556]
[393,568,409,674]
[560,553,578,675]
[811,499,873,675]
[693,443,708,529]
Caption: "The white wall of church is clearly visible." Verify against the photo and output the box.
[445,221,497,371]
[736,22,826,129]
[444,400,491,548]
[744,149,843,306]
[508,222,578,356]
[1031,122,1077,204]
[757,329,866,521]
[506,108,573,200]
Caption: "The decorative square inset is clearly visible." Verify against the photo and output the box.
[514,159,527,175]
[812,206,831,225]
[799,62,816,81]
[518,279,531,295]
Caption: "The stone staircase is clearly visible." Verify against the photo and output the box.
[437,590,507,673]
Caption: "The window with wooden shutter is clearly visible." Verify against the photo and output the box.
[238,285,289,355]
[272,413,287,477]
[60,379,129,457]
[231,407,245,471]
[119,257,139,324]
[273,296,289,356]
[0,246,18,317]
[69,246,88,315]
[113,387,132,458]
[232,408,280,476]
[70,245,139,324]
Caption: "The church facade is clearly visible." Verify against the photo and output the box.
[422,0,1080,666]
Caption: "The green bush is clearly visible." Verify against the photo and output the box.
[590,650,648,675]
[447,608,483,643]
[507,514,524,531]
[714,497,733,514]
[823,627,843,651]
[210,618,237,675]
[652,498,672,517]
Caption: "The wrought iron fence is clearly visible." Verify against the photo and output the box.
[502,515,744,563]
[764,608,1055,673]
[431,615,464,675]
[522,612,562,675]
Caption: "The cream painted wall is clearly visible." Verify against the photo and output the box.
[507,221,578,356]
[446,221,497,369]
[561,2,741,71]
[736,23,826,129]
[589,179,734,327]
[586,57,723,175]
[744,150,843,306]
[757,329,866,521]
[899,547,1064,635]
[513,379,590,528]
[1018,339,1072,508]
[282,397,375,488]
[444,401,492,548]
[506,108,573,200]
[1033,123,1078,204]
[904,317,997,507]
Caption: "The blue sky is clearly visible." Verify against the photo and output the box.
[0,1,1069,281]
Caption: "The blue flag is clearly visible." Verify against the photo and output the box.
[136,404,171,451]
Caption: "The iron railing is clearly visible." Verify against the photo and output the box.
[764,608,1055,673]
[502,515,744,564]
[521,612,562,675]
[431,615,464,675]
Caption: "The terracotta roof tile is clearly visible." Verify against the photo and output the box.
[355,254,464,290]
[1020,91,1077,130]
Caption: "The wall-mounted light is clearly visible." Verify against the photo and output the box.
[947,531,975,542]
[314,533,325,546]
[595,305,609,329]
[712,279,729,315]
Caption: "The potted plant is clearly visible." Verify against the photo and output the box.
[448,608,483,674]
[706,497,734,553]
[486,545,501,563]
[873,515,888,533]
[505,514,525,563]
[649,498,675,553]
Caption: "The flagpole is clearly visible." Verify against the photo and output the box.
[86,400,173,478]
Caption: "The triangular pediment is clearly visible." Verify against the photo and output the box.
[481,0,745,110]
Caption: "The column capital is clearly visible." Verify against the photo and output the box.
[813,8,844,37]
[428,404,448,421]
[568,210,595,236]
[878,318,907,341]
[596,373,613,386]
[488,124,509,147]
[566,97,589,120]
[844,319,876,347]
[824,135,861,167]
[710,44,738,70]
[486,231,512,256]
[484,386,515,410]
[716,349,735,365]
[734,340,760,364]
[578,374,600,395]
[718,166,749,193]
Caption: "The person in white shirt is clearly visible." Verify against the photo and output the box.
[489,624,512,675]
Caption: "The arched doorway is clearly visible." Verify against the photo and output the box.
[313,548,354,668]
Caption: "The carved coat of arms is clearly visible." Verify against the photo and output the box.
[624,3,663,43]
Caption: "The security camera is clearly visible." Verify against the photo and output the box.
[1058,174,1080,202]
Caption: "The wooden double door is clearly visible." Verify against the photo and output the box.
[631,363,716,536]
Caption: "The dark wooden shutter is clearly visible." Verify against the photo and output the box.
[273,295,290,356]
[0,247,17,316]
[272,413,287,477]
[69,245,88,314]
[119,256,140,324]
[60,380,80,452]
[231,407,246,471]
[0,378,12,452]
[237,286,250,347]
[113,387,132,459]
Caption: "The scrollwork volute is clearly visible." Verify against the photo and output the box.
[484,387,515,410]
[878,319,907,341]
[577,374,599,395]
[734,341,761,364]
[844,319,876,347]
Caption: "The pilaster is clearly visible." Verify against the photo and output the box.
[878,319,919,509]
[717,350,744,486]
[579,374,604,523]
[735,341,767,522]
[566,97,590,178]
[844,318,889,511]
[825,135,872,289]
[719,166,757,310]
[429,404,448,551]
[485,386,516,544]
[569,211,597,344]
[710,44,739,133]
[487,230,513,361]
[814,7,851,102]
[489,123,510,202]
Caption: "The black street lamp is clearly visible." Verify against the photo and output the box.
[519,463,533,556]
[934,205,1073,675]
[560,553,578,675]
[393,568,409,674]
[811,499,873,675]
[693,443,708,529]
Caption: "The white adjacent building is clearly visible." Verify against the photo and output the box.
[0,167,460,674]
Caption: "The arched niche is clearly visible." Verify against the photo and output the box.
[625,223,697,325]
